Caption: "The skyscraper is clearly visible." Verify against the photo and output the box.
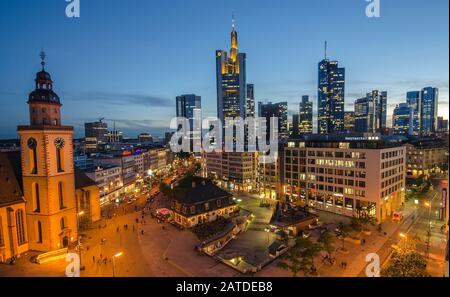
[216,17,247,124]
[344,111,355,133]
[246,84,255,118]
[437,117,449,132]
[317,43,345,134]
[176,94,202,151]
[85,120,108,142]
[258,101,288,141]
[85,119,108,152]
[291,114,300,138]
[299,95,313,134]
[406,91,421,135]
[420,87,439,135]
[393,103,414,135]
[354,97,369,133]
[354,90,387,133]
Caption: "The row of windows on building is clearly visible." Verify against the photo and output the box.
[286,168,367,179]
[381,150,404,159]
[381,158,404,169]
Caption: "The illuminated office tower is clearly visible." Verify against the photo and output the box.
[216,17,247,126]
[406,91,421,135]
[317,43,345,134]
[176,94,202,151]
[420,87,438,135]
[393,103,414,135]
[299,95,313,134]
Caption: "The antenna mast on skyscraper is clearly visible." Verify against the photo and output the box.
[232,13,235,31]
[324,41,327,60]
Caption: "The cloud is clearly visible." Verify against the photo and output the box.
[64,91,173,108]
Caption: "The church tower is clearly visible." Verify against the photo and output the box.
[18,51,77,251]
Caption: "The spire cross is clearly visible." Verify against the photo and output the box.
[40,49,46,69]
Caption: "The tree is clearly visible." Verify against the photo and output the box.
[381,237,429,277]
[382,251,429,277]
[336,222,352,252]
[318,230,335,265]
[356,210,376,232]
[159,182,173,198]
[176,152,192,159]
[277,246,303,277]
[278,238,322,277]
[350,217,362,232]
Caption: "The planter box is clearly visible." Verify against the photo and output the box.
[362,230,372,236]
[344,237,361,245]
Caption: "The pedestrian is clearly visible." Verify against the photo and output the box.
[92,256,95,263]
[116,226,119,232]
[141,229,144,235]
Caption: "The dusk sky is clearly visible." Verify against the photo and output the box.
[0,0,448,139]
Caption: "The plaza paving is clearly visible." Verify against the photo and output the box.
[215,192,278,270]
[1,177,447,277]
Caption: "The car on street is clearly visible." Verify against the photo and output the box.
[308,220,323,230]
[319,226,328,235]
[300,230,311,239]
[392,211,404,222]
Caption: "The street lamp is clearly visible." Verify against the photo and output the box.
[77,211,85,271]
[112,252,123,277]
[399,233,407,250]
[424,201,432,259]
[264,228,270,244]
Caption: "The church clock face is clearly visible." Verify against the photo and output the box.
[54,137,65,149]
[27,138,37,149]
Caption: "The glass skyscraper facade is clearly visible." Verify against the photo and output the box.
[354,90,387,133]
[406,91,421,135]
[420,87,438,135]
[258,101,288,141]
[246,84,255,118]
[299,95,313,134]
[317,59,345,134]
[393,103,414,135]
[176,94,202,150]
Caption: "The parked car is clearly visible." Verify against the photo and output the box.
[300,230,311,239]
[319,227,328,235]
[308,220,323,230]
[269,243,289,258]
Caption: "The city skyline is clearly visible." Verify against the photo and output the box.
[0,0,448,139]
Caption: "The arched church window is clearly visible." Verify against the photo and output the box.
[37,221,43,243]
[15,209,26,245]
[33,182,40,212]
[27,137,38,174]
[54,137,65,172]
